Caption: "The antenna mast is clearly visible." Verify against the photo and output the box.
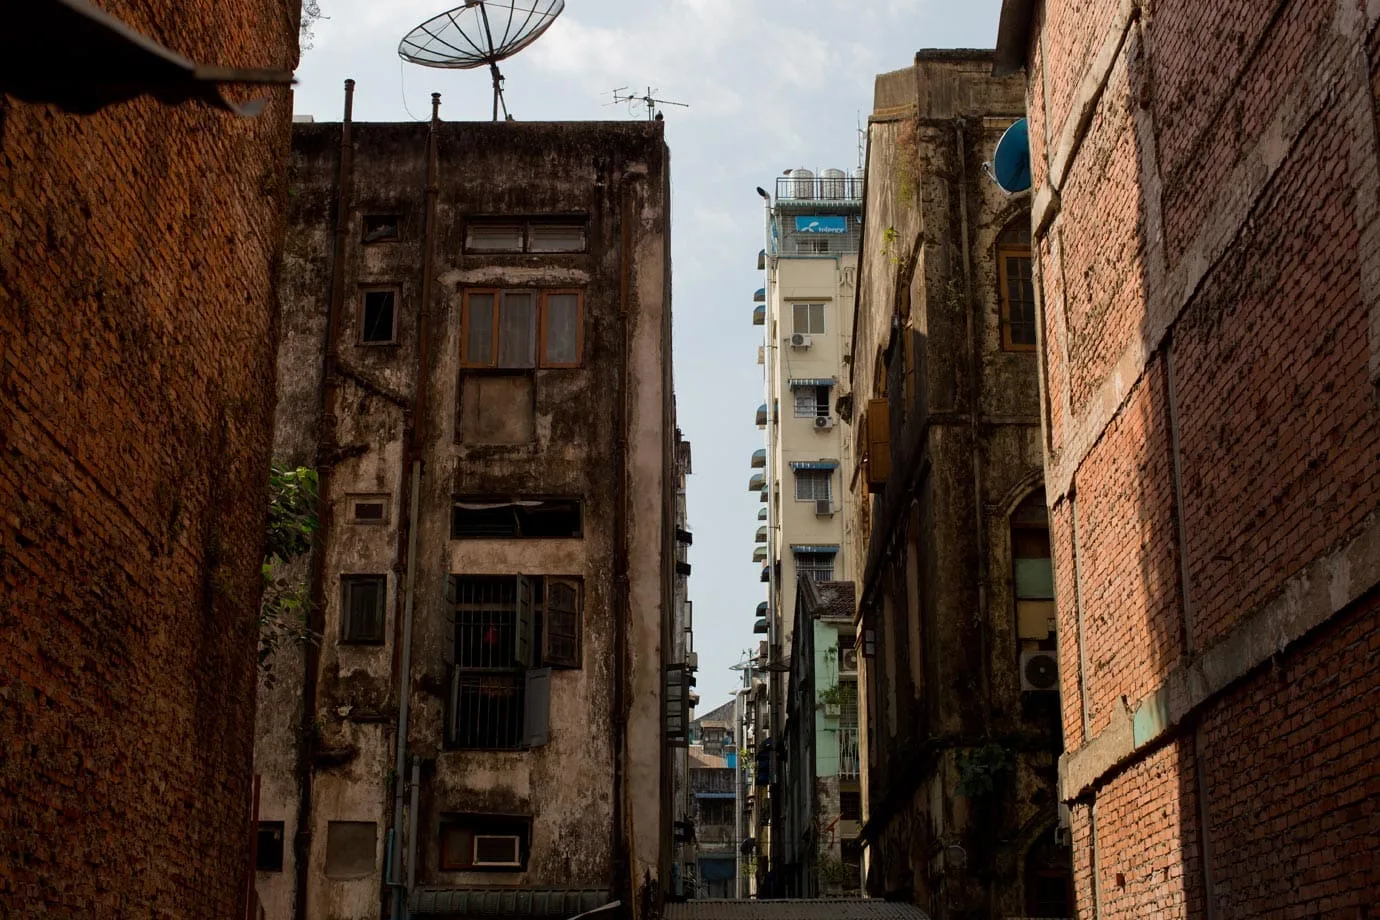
[608,85,689,121]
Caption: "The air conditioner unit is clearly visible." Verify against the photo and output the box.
[1020,649,1059,693]
[686,651,699,669]
[814,416,834,430]
[790,333,812,348]
[473,834,522,868]
[840,648,859,672]
[814,499,833,517]
[823,701,841,717]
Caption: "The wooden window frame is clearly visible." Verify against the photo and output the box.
[461,288,584,369]
[542,576,582,669]
[360,287,400,346]
[997,221,1036,351]
[341,574,387,645]
[538,289,585,368]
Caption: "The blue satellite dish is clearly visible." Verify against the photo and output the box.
[991,118,1031,194]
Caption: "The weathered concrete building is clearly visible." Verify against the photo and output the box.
[255,89,677,920]
[0,3,297,917]
[995,1,1380,917]
[750,164,863,898]
[847,53,1070,918]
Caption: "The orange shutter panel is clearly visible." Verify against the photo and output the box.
[866,398,891,491]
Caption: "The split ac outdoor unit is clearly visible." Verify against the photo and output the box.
[686,652,699,669]
[473,835,522,868]
[1020,649,1059,693]
[815,499,833,517]
[790,333,812,348]
[840,648,859,673]
[814,416,834,430]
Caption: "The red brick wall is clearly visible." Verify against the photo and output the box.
[0,2,296,915]
[1026,0,1380,915]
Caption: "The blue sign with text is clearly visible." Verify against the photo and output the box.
[794,215,848,234]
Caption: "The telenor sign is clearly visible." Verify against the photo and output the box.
[794,215,848,234]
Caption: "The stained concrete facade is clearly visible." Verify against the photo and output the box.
[847,54,1069,919]
[996,0,1380,916]
[255,93,675,920]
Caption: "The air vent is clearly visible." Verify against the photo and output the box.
[473,834,522,868]
[840,648,859,673]
[1020,649,1059,693]
[351,499,387,523]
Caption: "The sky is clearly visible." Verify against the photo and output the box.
[292,0,1004,711]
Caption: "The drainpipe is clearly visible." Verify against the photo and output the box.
[296,76,355,920]
[407,758,422,892]
[390,91,442,920]
[611,173,633,910]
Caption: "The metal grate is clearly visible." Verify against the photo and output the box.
[455,577,520,669]
[450,671,524,750]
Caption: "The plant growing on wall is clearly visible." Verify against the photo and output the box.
[893,116,922,205]
[260,464,321,686]
[817,682,844,708]
[955,742,1015,799]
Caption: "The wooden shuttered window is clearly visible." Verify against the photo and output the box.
[865,397,891,492]
[543,578,582,669]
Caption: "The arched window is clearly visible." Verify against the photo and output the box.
[1012,489,1054,649]
[997,216,1036,350]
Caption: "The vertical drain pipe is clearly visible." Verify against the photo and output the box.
[391,92,442,920]
[296,76,355,920]
[610,173,633,911]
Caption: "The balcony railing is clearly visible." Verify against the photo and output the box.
[838,726,860,780]
[775,174,864,202]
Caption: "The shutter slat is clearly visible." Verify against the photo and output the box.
[524,667,551,747]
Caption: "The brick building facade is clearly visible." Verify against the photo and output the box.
[0,2,298,916]
[997,1,1380,916]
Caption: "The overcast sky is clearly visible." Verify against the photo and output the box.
[293,0,1004,712]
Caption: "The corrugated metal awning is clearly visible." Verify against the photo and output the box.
[791,544,839,555]
[753,287,766,302]
[410,888,613,917]
[788,378,836,388]
[789,460,838,470]
[666,899,931,920]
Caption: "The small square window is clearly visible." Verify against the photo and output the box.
[342,575,386,644]
[349,495,389,525]
[792,303,826,335]
[362,215,401,243]
[361,290,397,344]
[256,821,285,873]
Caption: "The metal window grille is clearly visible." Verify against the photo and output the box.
[794,552,834,583]
[794,470,832,502]
[450,576,525,749]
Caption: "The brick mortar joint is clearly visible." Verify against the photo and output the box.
[1058,508,1380,802]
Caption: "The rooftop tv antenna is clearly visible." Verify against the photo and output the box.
[608,86,688,121]
[398,0,565,121]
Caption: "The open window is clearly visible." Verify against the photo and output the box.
[361,289,399,345]
[362,214,401,243]
[461,289,584,368]
[451,498,582,539]
[997,216,1035,350]
[1012,489,1055,649]
[444,575,582,750]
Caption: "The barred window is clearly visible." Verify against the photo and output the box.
[794,469,832,502]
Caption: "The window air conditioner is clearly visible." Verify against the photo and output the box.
[473,835,523,868]
[840,648,859,672]
[814,499,833,517]
[814,416,834,430]
[790,333,812,348]
[686,651,698,669]
[1019,649,1059,693]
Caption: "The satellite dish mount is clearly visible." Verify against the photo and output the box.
[399,0,565,121]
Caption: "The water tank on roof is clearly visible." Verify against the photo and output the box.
[789,168,814,199]
[852,167,865,197]
[819,168,846,199]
